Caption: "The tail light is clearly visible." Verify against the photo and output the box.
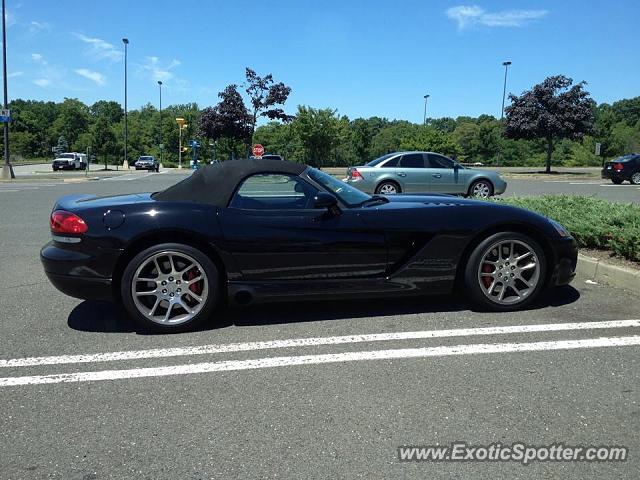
[614,163,624,172]
[350,168,363,180]
[50,210,88,234]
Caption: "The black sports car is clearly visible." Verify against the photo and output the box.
[41,160,577,332]
[601,154,640,185]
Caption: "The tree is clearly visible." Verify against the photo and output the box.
[291,106,340,168]
[505,75,595,173]
[199,85,252,147]
[51,98,90,149]
[53,135,69,156]
[244,68,292,142]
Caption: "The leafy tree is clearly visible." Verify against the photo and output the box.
[244,68,292,142]
[51,98,90,149]
[199,85,252,146]
[291,106,340,168]
[505,75,595,173]
[54,135,69,156]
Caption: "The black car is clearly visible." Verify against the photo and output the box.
[41,160,577,332]
[601,154,640,185]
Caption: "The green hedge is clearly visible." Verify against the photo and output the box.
[495,196,640,263]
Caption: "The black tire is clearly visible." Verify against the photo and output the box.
[463,232,547,311]
[630,171,640,185]
[375,181,401,195]
[120,243,220,333]
[612,178,623,185]
[468,179,494,198]
[52,166,58,171]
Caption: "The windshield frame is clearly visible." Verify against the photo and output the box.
[306,167,372,207]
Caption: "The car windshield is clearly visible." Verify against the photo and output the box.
[365,153,395,167]
[613,155,634,162]
[58,153,74,159]
[307,168,371,207]
[139,156,153,161]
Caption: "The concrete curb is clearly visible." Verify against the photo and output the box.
[577,253,640,294]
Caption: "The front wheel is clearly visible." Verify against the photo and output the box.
[630,172,640,185]
[468,179,494,198]
[375,181,401,195]
[464,232,546,311]
[121,243,219,333]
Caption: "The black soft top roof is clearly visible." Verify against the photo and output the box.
[153,159,307,206]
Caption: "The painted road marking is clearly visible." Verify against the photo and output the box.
[1,335,639,387]
[2,319,639,368]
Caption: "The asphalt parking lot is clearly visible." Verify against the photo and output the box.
[1,172,639,479]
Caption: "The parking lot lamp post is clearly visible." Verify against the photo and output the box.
[122,38,129,169]
[500,61,512,121]
[423,94,430,125]
[1,0,14,179]
[158,81,163,167]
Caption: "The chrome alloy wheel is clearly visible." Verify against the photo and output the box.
[477,239,540,305]
[378,183,398,194]
[131,250,209,325]
[472,181,491,198]
[631,172,640,185]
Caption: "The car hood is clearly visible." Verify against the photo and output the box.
[54,193,154,212]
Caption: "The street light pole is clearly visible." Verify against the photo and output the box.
[176,118,186,169]
[122,38,129,169]
[500,61,512,120]
[158,80,163,168]
[1,0,14,179]
[423,94,430,125]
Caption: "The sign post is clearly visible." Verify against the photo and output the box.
[252,144,264,159]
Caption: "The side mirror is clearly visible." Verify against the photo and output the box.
[313,192,338,209]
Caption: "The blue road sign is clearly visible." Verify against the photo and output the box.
[0,109,11,123]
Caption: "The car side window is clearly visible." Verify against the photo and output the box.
[428,154,454,169]
[229,173,318,210]
[381,155,400,167]
[399,153,425,168]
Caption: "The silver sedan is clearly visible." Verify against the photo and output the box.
[345,151,507,198]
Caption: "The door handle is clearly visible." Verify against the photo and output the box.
[432,173,442,178]
[397,172,406,177]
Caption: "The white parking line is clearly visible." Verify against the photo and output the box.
[2,319,638,368]
[2,335,639,387]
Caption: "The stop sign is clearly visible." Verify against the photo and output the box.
[252,144,265,158]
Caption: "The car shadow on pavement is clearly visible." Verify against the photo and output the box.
[67,286,580,334]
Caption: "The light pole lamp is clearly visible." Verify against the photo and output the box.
[501,61,512,120]
[1,0,14,179]
[176,117,187,169]
[158,80,163,168]
[122,38,129,169]
[423,94,430,125]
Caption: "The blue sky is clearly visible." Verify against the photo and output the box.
[5,0,639,122]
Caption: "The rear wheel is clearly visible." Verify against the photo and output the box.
[630,171,640,185]
[375,181,401,195]
[464,232,546,311]
[611,178,623,185]
[121,243,219,332]
[468,179,494,198]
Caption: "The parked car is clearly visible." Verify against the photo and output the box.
[345,151,507,198]
[134,156,159,172]
[41,159,576,333]
[52,153,87,171]
[601,154,640,185]
[250,154,284,161]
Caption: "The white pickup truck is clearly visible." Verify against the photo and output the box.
[52,153,87,171]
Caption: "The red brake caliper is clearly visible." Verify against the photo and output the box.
[481,264,493,288]
[187,269,203,296]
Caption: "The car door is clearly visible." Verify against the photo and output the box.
[396,153,430,193]
[426,154,462,193]
[218,173,388,281]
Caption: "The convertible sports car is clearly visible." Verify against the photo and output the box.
[41,159,577,332]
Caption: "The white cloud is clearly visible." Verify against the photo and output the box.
[141,56,181,83]
[33,78,51,88]
[8,71,23,78]
[74,68,106,86]
[73,33,123,62]
[446,5,548,29]
[31,53,47,65]
[29,21,50,33]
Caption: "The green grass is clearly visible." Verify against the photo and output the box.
[495,196,640,263]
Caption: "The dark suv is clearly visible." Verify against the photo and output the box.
[601,154,640,185]
[134,156,159,172]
